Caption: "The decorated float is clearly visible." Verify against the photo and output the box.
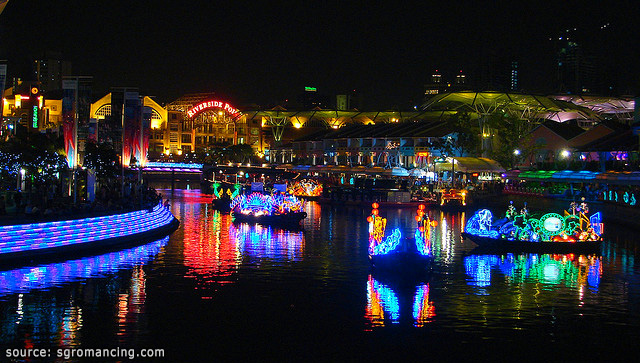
[230,192,307,227]
[210,181,242,213]
[287,179,323,200]
[462,199,603,253]
[438,188,469,209]
[368,203,434,273]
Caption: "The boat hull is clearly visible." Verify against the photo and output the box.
[369,252,432,274]
[232,211,307,227]
[211,198,231,213]
[461,232,601,254]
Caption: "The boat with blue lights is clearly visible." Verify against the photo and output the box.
[462,200,603,253]
[0,203,179,264]
[230,192,307,227]
[368,203,434,273]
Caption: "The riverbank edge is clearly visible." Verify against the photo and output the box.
[0,209,179,268]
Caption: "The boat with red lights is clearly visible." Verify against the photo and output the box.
[230,192,307,227]
[462,201,603,254]
[368,203,434,273]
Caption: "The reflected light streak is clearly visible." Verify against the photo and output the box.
[0,237,168,297]
[464,254,602,291]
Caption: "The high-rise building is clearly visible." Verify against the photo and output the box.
[33,51,72,92]
[510,61,519,91]
[424,70,446,98]
[554,30,598,94]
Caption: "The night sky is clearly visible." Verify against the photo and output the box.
[1,0,638,108]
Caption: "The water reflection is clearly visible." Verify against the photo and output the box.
[229,223,305,261]
[0,237,168,347]
[464,253,602,290]
[182,209,240,286]
[365,275,435,328]
[0,237,168,298]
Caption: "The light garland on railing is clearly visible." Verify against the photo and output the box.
[0,204,175,256]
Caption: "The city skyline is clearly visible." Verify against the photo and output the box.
[1,0,638,108]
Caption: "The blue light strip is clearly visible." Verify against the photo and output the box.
[145,162,203,169]
[0,204,175,255]
[0,237,168,297]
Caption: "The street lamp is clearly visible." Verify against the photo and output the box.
[561,149,571,169]
[513,149,521,169]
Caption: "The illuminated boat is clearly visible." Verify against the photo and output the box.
[438,188,469,209]
[368,203,434,273]
[230,192,307,227]
[0,203,178,264]
[462,202,603,253]
[210,181,242,213]
[287,179,323,200]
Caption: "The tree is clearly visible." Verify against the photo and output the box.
[228,143,255,163]
[430,112,480,157]
[486,113,536,169]
[0,132,66,190]
[83,140,120,181]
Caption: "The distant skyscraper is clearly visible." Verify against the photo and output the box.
[33,51,72,92]
[424,70,445,98]
[554,30,598,94]
[510,61,519,91]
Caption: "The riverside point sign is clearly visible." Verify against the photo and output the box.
[186,100,241,118]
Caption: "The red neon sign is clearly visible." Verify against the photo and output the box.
[187,100,241,118]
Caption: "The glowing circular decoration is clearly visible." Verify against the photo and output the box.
[540,213,565,236]
[31,87,39,94]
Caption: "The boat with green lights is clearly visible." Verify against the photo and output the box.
[462,200,603,253]
[210,181,242,213]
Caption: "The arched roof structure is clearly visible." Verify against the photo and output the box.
[548,95,635,122]
[421,91,601,123]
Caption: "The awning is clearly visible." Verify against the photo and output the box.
[435,157,505,173]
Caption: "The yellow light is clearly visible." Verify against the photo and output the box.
[177,150,182,155]
[294,123,302,129]
[164,149,171,156]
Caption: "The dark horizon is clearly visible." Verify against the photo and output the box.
[1,1,638,108]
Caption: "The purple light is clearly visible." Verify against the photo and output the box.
[0,204,175,255]
[0,237,168,297]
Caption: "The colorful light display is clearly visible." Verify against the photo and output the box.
[230,192,304,216]
[0,237,168,297]
[465,207,603,243]
[212,182,242,200]
[414,205,434,256]
[464,253,602,290]
[287,179,323,197]
[186,100,241,119]
[367,204,402,256]
[365,275,434,327]
[229,223,305,261]
[0,204,175,256]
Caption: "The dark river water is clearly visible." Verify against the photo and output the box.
[1,189,640,361]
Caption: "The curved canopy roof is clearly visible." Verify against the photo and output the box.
[422,92,600,122]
